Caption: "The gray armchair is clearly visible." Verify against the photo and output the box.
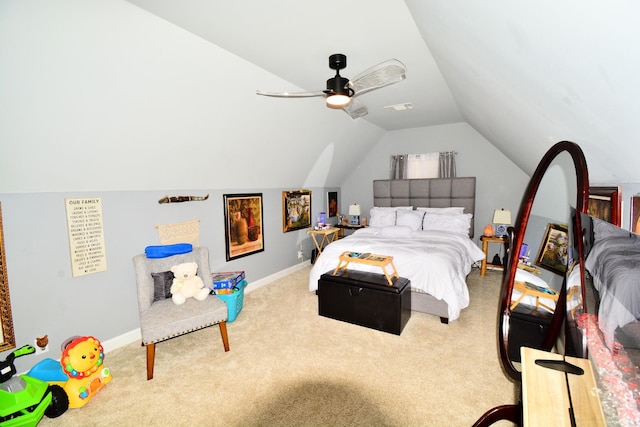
[133,247,229,380]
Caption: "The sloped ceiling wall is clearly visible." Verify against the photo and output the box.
[406,0,640,183]
[0,0,385,193]
[2,1,639,192]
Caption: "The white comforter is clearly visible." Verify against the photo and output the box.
[309,227,486,321]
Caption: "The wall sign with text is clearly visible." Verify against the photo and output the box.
[65,198,107,277]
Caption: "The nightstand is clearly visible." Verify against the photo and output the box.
[480,235,508,276]
[334,223,365,238]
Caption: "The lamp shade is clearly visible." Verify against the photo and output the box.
[492,209,512,225]
[348,204,361,216]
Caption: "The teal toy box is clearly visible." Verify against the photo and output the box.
[215,280,247,322]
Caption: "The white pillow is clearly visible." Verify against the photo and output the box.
[416,207,465,214]
[422,212,472,235]
[379,225,413,238]
[371,206,413,211]
[369,209,396,227]
[396,209,425,231]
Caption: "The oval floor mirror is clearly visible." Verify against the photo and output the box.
[473,141,589,426]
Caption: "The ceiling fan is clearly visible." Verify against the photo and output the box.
[256,54,406,119]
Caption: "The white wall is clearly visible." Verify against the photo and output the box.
[0,0,388,372]
[0,0,385,193]
[341,122,530,246]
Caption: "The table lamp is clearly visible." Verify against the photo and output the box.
[492,208,512,237]
[348,204,361,225]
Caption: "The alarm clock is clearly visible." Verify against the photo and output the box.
[495,224,508,237]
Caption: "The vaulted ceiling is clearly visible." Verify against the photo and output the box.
[126,0,640,185]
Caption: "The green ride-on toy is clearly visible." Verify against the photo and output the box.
[0,345,68,426]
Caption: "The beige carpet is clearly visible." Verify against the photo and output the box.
[40,267,517,426]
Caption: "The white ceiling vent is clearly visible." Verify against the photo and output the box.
[384,103,414,111]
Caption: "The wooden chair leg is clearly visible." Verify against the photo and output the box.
[219,321,230,352]
[146,343,155,380]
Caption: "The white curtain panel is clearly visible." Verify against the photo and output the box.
[390,151,457,179]
[407,153,439,178]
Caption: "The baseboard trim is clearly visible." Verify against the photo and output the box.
[103,261,311,354]
[244,261,310,294]
[102,328,141,353]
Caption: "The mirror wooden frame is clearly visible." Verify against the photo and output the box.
[473,141,589,427]
[499,141,589,381]
[0,202,16,352]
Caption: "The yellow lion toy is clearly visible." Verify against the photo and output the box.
[61,336,112,408]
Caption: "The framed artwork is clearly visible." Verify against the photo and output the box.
[327,191,338,217]
[282,190,311,232]
[535,223,569,275]
[631,196,640,234]
[0,203,15,352]
[588,186,622,226]
[223,193,264,261]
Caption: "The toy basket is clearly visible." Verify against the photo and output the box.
[215,280,247,322]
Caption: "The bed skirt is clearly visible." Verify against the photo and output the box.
[411,289,449,324]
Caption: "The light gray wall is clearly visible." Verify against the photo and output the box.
[340,123,530,246]
[0,186,336,372]
[0,121,531,374]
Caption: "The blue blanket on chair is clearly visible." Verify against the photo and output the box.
[145,243,193,258]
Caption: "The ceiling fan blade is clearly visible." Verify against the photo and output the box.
[256,89,324,98]
[342,98,368,119]
[349,59,407,97]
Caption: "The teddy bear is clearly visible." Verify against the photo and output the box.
[170,262,210,304]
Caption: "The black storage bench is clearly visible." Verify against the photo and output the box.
[508,303,553,362]
[318,269,411,335]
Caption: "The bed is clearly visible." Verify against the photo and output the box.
[308,177,485,323]
[584,217,640,348]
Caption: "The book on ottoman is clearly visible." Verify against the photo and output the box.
[318,269,411,335]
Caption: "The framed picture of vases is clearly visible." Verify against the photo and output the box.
[282,190,311,232]
[223,193,264,261]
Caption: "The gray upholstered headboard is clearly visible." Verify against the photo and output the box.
[373,177,476,237]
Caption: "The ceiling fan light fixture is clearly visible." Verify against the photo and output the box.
[326,94,351,108]
[256,54,407,118]
[325,75,353,108]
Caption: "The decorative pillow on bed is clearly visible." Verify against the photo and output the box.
[416,207,465,214]
[379,225,413,238]
[369,208,397,227]
[396,209,425,231]
[422,212,472,235]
